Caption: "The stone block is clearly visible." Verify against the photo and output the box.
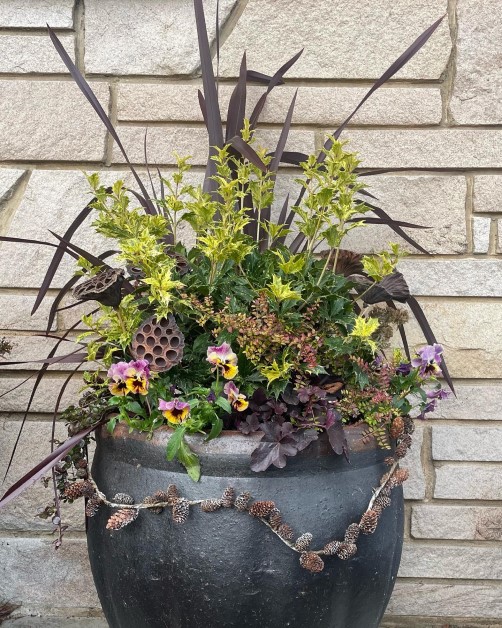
[219,0,450,80]
[429,384,502,421]
[451,0,502,124]
[84,0,237,76]
[435,465,502,500]
[0,81,109,162]
[412,505,502,541]
[472,217,491,254]
[345,129,502,169]
[117,83,442,126]
[0,1,74,28]
[432,426,502,462]
[398,260,502,297]
[473,176,502,213]
[399,542,502,579]
[386,581,502,619]
[0,295,55,331]
[0,33,74,74]
[0,538,100,610]
[0,376,81,413]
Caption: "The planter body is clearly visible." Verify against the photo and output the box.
[88,425,403,628]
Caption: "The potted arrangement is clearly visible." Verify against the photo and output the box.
[0,3,451,628]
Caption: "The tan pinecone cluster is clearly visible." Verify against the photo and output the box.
[106,508,138,530]
[323,541,340,556]
[389,416,405,439]
[64,480,95,500]
[85,496,102,517]
[300,551,324,573]
[268,508,282,529]
[221,487,235,508]
[336,542,357,560]
[249,500,276,518]
[277,524,294,541]
[143,494,164,514]
[389,467,409,487]
[201,499,223,512]
[344,523,360,544]
[113,492,135,505]
[172,498,190,524]
[166,484,180,506]
[234,491,251,511]
[294,533,313,552]
[359,510,379,534]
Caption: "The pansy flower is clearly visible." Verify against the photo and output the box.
[206,342,238,380]
[224,381,249,412]
[419,387,450,418]
[159,399,190,424]
[411,344,443,378]
[124,359,150,395]
[107,361,129,396]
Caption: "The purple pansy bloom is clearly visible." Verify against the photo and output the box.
[396,362,412,376]
[411,343,443,377]
[419,387,450,418]
[158,398,190,424]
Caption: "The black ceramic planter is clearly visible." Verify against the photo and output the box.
[87,424,403,628]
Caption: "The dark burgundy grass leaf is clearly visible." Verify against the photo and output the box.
[48,231,114,269]
[0,421,103,509]
[268,151,308,166]
[193,0,224,196]
[226,52,247,142]
[0,352,88,366]
[198,89,208,128]
[349,216,429,229]
[143,128,160,205]
[47,25,155,215]
[228,136,268,172]
[246,70,284,85]
[407,296,455,394]
[0,235,77,251]
[363,271,410,304]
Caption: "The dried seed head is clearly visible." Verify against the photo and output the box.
[300,551,324,573]
[131,314,185,372]
[85,496,102,518]
[106,508,138,530]
[344,523,360,544]
[73,267,124,307]
[322,541,341,556]
[389,416,405,439]
[143,495,164,514]
[113,493,135,505]
[277,524,294,541]
[359,510,379,535]
[201,499,223,513]
[268,508,282,529]
[294,533,313,552]
[234,491,252,511]
[221,487,235,508]
[336,542,357,560]
[249,500,276,518]
[384,456,396,466]
[172,498,190,524]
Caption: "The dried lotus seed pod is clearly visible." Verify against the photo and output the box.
[131,315,184,372]
[73,268,124,307]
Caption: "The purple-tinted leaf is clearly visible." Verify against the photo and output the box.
[349,216,429,229]
[48,231,113,269]
[236,414,261,435]
[228,136,268,172]
[47,26,155,215]
[293,428,318,452]
[250,422,304,472]
[0,422,102,509]
[363,271,410,305]
[363,201,430,254]
[326,410,347,456]
[226,53,247,142]
[268,151,308,166]
[246,70,284,85]
[198,89,208,128]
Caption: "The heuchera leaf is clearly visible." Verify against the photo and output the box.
[326,410,348,456]
[250,422,318,472]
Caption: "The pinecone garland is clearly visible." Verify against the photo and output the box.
[277,524,294,541]
[166,484,180,506]
[300,552,324,573]
[294,533,313,552]
[394,442,409,459]
[390,416,405,439]
[201,499,223,513]
[359,510,379,534]
[85,496,102,517]
[130,314,185,372]
[172,498,190,524]
[323,541,341,556]
[375,495,391,510]
[106,508,139,530]
[336,542,357,560]
[344,523,360,544]
[403,416,415,435]
[64,480,94,500]
[249,501,276,518]
[234,491,252,511]
[268,508,282,529]
[221,487,235,508]
[390,468,409,486]
[113,492,135,505]
[143,496,163,514]
[152,490,169,503]
[384,456,396,466]
[380,485,392,497]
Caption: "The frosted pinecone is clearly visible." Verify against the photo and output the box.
[374,495,391,511]
[166,484,180,506]
[359,510,379,534]
[344,523,360,544]
[113,492,135,505]
[201,499,223,513]
[294,533,313,552]
[323,541,341,556]
[299,552,324,573]
[277,524,294,541]
[221,487,235,508]
[143,495,163,514]
[234,491,252,511]
[389,468,409,487]
[85,496,102,517]
[336,542,357,560]
[172,498,190,524]
[403,416,415,435]
[249,501,276,518]
[106,508,138,530]
[268,508,282,529]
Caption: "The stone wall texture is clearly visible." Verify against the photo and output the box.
[0,1,501,626]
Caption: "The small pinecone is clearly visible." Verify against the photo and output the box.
[234,491,252,511]
[389,416,405,439]
[300,551,324,573]
[201,499,223,513]
[64,480,94,500]
[75,458,88,469]
[249,500,276,518]
[403,416,415,435]
[375,495,392,511]
[390,468,409,487]
[295,533,313,552]
[268,508,282,529]
[380,485,392,497]
[143,495,164,514]
[113,492,135,505]
[359,510,379,535]
[221,487,235,508]
[384,456,396,466]
[323,541,341,556]
[152,490,169,503]
[166,484,180,506]
[106,508,138,530]
[336,542,357,560]
[277,524,294,541]
[372,502,383,516]
[172,498,190,524]
[394,441,409,459]
[85,496,102,517]
[344,523,360,544]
